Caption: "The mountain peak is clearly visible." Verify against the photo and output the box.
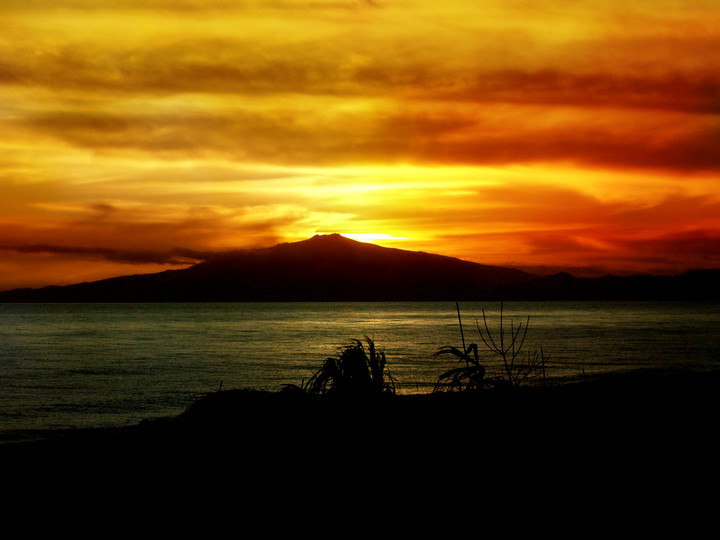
[2,235,712,302]
[276,233,380,257]
[0,233,720,302]
[306,233,361,244]
[0,234,536,301]
[276,233,361,249]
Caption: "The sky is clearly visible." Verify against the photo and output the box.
[1,0,720,290]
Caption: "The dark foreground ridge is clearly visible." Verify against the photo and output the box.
[1,233,718,301]
[3,368,719,465]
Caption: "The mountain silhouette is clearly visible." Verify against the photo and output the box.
[0,234,717,301]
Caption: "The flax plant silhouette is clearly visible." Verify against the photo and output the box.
[434,302,548,392]
[433,303,486,392]
[302,336,397,396]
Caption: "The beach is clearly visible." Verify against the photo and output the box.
[4,368,717,467]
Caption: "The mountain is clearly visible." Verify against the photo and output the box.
[0,234,718,302]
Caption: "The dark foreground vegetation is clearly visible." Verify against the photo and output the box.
[3,368,719,469]
[3,305,718,470]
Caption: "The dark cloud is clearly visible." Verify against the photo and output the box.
[0,199,313,278]
[0,36,398,96]
[4,27,719,115]
[381,113,720,172]
[17,103,720,172]
[453,70,720,116]
[0,1,374,10]
[0,244,211,265]
[490,227,720,275]
[613,194,720,227]
[15,108,381,163]
[621,230,720,265]
[4,11,719,173]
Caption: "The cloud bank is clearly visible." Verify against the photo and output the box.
[1,0,719,288]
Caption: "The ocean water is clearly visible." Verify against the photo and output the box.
[1,301,719,440]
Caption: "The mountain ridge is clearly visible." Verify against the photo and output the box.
[0,234,717,302]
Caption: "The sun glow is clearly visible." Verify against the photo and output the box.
[332,233,409,243]
[1,0,719,289]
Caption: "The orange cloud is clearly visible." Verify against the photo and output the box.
[1,0,720,289]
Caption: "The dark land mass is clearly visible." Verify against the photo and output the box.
[1,234,718,302]
[3,369,718,471]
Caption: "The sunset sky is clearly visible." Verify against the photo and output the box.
[2,0,720,290]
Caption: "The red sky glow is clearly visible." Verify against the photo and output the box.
[1,0,719,289]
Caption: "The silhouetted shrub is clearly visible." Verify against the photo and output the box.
[299,336,397,396]
[433,343,486,392]
[434,302,548,392]
[476,303,548,388]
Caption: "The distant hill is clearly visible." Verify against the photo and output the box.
[0,234,718,302]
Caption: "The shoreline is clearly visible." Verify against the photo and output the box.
[3,367,718,459]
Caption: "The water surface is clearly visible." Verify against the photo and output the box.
[1,301,718,439]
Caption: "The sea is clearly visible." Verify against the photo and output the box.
[1,300,719,442]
